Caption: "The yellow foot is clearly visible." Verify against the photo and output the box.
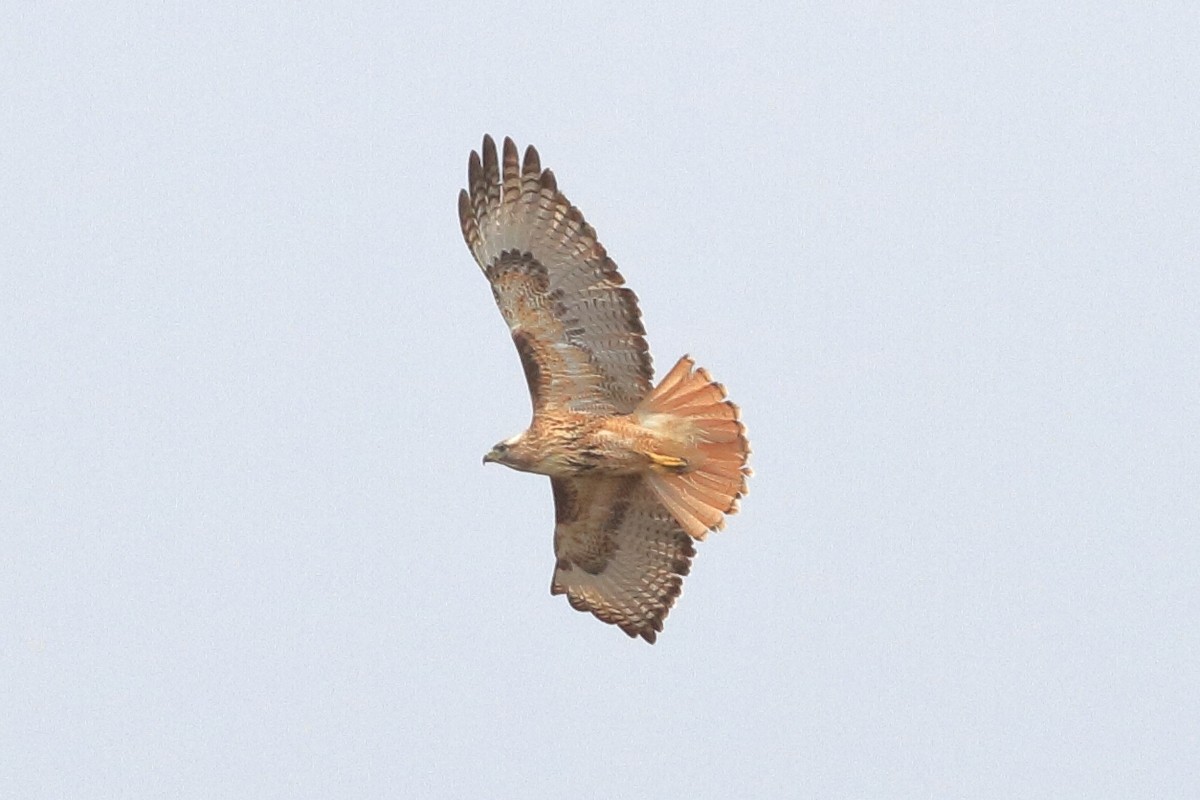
[648,452,688,472]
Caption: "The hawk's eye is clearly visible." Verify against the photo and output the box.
[495,443,509,452]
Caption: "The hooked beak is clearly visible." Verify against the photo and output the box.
[482,449,498,465]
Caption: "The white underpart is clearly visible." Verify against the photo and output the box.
[635,411,696,443]
[636,412,674,433]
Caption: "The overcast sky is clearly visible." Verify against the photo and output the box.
[3,3,1198,797]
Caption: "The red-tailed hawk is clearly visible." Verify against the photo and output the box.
[458,136,751,643]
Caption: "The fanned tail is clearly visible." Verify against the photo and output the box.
[634,356,751,540]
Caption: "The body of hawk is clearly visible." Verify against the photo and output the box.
[458,136,751,642]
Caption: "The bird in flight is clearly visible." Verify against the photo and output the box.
[458,136,751,642]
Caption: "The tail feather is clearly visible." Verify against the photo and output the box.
[651,486,719,539]
[635,355,751,540]
[650,356,693,397]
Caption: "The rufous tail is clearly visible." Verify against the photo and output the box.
[634,355,751,540]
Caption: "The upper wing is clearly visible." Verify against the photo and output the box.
[550,476,695,643]
[458,135,653,415]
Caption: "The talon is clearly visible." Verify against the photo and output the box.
[648,452,688,472]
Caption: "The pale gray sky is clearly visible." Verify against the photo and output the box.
[3,3,1198,797]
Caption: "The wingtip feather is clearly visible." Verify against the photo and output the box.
[523,144,541,175]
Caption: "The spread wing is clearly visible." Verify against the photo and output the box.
[458,135,653,415]
[550,476,695,643]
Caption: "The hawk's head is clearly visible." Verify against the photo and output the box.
[483,434,533,471]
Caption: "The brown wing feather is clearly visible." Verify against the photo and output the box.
[459,135,653,414]
[550,476,695,643]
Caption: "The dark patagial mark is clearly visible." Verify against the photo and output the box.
[511,330,542,404]
[551,479,579,525]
